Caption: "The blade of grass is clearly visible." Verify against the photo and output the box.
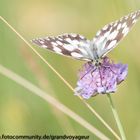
[0,16,120,140]
[0,64,110,140]
[107,94,126,140]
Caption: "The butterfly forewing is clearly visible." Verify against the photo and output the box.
[92,10,140,58]
[32,33,92,61]
[32,10,140,62]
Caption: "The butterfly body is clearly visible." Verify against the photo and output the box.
[32,10,140,64]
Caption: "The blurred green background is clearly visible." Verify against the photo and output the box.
[0,0,140,140]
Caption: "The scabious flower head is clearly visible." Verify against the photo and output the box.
[75,57,128,99]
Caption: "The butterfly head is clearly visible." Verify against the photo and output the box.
[92,57,102,67]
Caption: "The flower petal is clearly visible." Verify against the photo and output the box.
[75,57,128,99]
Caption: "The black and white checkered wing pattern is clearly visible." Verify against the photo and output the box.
[32,33,92,61]
[92,10,140,58]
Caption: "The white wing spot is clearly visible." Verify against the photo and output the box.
[104,31,110,38]
[132,14,136,19]
[121,22,127,28]
[122,27,129,36]
[107,40,117,49]
[46,39,50,41]
[58,37,63,41]
[95,35,106,45]
[71,40,80,45]
[117,23,122,30]
[71,33,77,37]
[96,30,101,36]
[124,16,128,20]
[53,46,62,53]
[79,35,85,39]
[66,38,79,46]
[56,41,63,45]
[71,52,83,58]
[51,42,57,46]
[65,38,72,42]
[102,25,108,30]
[39,40,44,44]
[108,30,119,40]
[92,37,96,42]
[63,34,68,37]
[45,37,50,41]
[113,22,117,27]
[132,19,137,24]
[63,44,76,51]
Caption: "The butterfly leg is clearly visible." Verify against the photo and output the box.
[80,62,94,79]
[89,66,98,85]
[102,65,117,74]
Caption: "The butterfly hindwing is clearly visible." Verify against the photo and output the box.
[92,10,140,58]
[32,33,92,61]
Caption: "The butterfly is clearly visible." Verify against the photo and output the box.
[32,10,140,64]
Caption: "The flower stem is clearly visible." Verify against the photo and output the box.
[107,94,126,140]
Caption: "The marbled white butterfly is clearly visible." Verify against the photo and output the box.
[32,10,140,64]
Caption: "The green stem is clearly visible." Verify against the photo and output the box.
[107,94,126,140]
